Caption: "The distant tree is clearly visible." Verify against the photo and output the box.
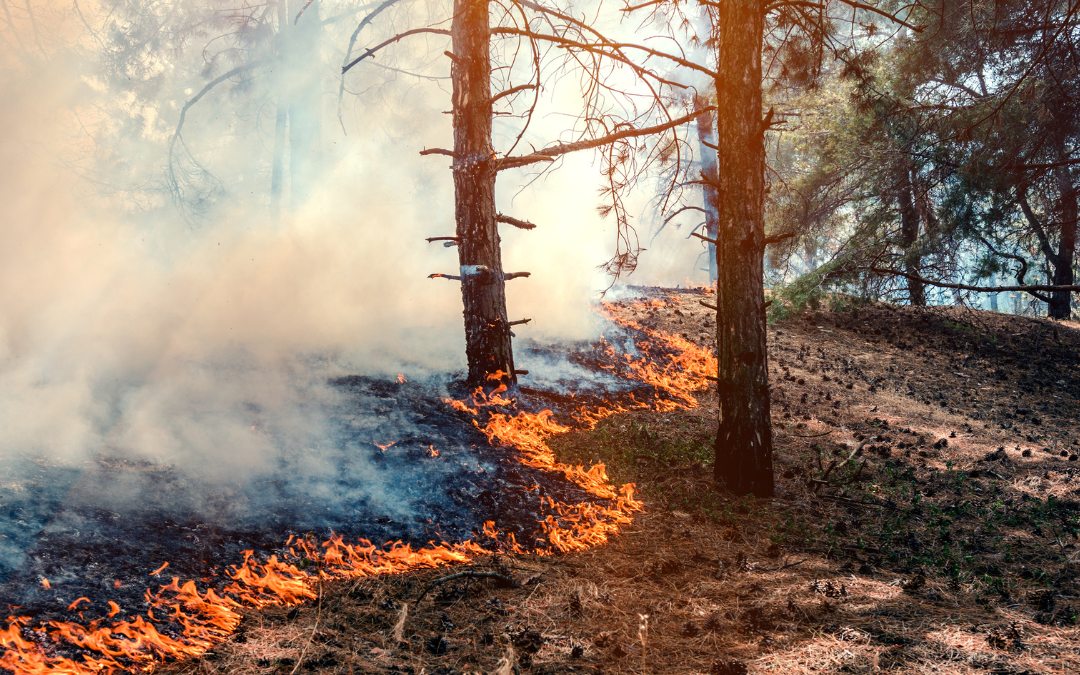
[71,0,383,220]
[837,0,1080,318]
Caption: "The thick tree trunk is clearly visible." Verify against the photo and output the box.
[897,167,925,305]
[694,96,719,284]
[1049,169,1077,319]
[452,0,515,388]
[711,0,773,497]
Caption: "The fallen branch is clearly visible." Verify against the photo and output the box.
[787,429,833,438]
[816,441,867,489]
[415,571,519,603]
[699,300,718,310]
[758,558,810,572]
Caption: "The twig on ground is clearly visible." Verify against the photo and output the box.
[415,571,519,603]
[759,558,810,572]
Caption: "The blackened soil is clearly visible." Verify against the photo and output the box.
[0,375,614,627]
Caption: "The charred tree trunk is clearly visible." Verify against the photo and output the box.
[451,0,515,388]
[897,167,925,306]
[711,0,773,497]
[1050,170,1077,319]
[695,95,719,284]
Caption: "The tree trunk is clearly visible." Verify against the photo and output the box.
[897,167,925,305]
[711,0,773,497]
[270,102,287,221]
[287,0,322,208]
[1049,169,1076,319]
[452,0,515,388]
[270,1,288,221]
[694,95,719,284]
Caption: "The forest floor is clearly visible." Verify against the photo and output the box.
[157,291,1080,675]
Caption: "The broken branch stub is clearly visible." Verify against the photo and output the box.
[496,214,537,230]
[426,236,459,248]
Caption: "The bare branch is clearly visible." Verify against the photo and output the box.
[865,267,1080,294]
[663,205,707,225]
[497,108,713,170]
[490,26,716,81]
[420,147,457,157]
[294,0,316,24]
[342,28,452,74]
[763,231,797,246]
[491,83,538,105]
[763,1,824,13]
[496,214,537,230]
[168,60,268,189]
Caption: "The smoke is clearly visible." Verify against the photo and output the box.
[0,0,703,587]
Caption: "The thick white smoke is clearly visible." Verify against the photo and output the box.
[0,0,702,530]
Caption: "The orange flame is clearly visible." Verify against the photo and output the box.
[1,298,712,675]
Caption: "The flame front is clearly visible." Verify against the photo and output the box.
[1,300,713,674]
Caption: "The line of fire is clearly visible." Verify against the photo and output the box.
[4,0,1074,673]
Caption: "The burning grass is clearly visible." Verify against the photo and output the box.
[140,291,1079,675]
[1,298,717,675]
[7,292,1080,675]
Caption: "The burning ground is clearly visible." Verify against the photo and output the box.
[7,289,1080,674]
[0,298,715,674]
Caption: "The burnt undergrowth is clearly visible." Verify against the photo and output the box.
[6,291,1080,675]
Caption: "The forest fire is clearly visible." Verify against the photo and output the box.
[0,301,714,675]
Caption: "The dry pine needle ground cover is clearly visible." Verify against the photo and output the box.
[158,291,1080,675]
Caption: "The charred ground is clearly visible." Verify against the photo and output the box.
[149,292,1080,674]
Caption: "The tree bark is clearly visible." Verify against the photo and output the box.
[695,95,719,284]
[897,166,925,306]
[452,0,515,387]
[711,0,773,497]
